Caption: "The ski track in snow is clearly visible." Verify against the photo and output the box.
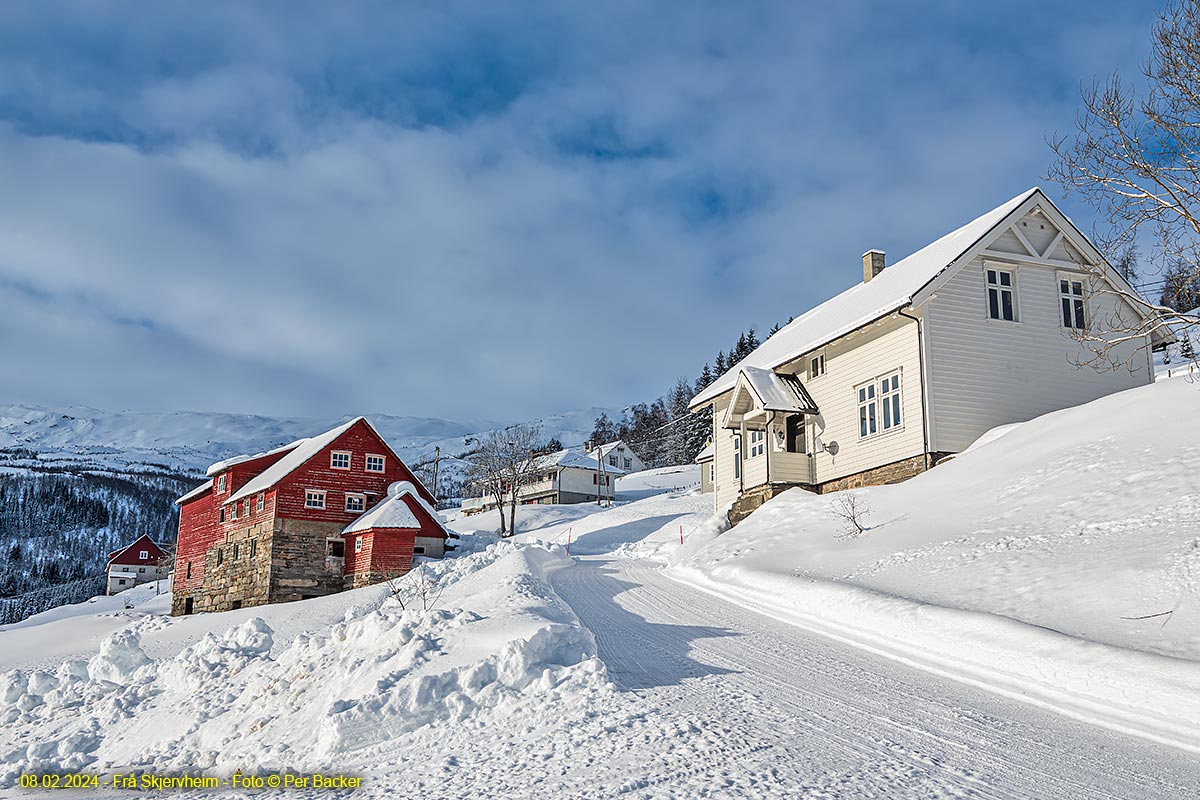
[546,556,1200,799]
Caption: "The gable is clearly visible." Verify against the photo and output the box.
[108,535,165,564]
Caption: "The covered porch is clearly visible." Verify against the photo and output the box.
[722,366,819,492]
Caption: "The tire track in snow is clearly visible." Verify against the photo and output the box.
[552,556,1200,799]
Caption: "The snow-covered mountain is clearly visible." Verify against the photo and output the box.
[0,403,619,481]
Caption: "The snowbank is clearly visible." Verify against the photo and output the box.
[671,378,1200,752]
[0,539,610,786]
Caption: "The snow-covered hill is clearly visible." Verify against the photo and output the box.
[0,403,618,481]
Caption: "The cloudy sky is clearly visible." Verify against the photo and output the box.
[0,1,1159,422]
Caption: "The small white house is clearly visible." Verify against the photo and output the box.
[462,449,624,513]
[695,442,714,494]
[691,186,1170,523]
[106,535,169,595]
[589,440,646,474]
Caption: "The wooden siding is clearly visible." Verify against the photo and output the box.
[777,314,926,484]
[174,490,222,593]
[923,254,1152,453]
[273,421,430,526]
[345,530,415,578]
[712,396,739,511]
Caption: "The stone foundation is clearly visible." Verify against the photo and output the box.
[267,518,349,604]
[725,452,954,527]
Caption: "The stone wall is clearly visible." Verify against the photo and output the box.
[171,517,275,615]
[267,518,349,604]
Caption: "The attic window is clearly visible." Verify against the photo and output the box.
[256,493,264,512]
[986,268,1018,322]
[217,474,226,493]
[366,454,385,473]
[331,451,351,470]
[1059,276,1086,330]
[810,353,826,378]
[139,550,148,559]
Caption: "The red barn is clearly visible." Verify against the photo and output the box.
[171,417,444,615]
[106,535,169,595]
[343,481,451,588]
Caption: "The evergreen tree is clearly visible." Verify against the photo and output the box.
[1113,242,1140,285]
[715,351,728,373]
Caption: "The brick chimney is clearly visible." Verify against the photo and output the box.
[862,249,886,283]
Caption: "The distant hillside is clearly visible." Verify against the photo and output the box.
[0,402,621,624]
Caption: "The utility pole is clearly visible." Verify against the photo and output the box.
[597,442,607,507]
[432,446,441,506]
[588,440,600,506]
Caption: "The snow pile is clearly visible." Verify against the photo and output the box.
[671,378,1200,751]
[0,540,610,786]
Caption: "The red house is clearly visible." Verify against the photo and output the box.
[172,417,447,615]
[343,481,452,589]
[106,535,169,595]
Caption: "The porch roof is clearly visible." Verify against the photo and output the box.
[721,367,818,429]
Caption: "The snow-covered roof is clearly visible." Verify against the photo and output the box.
[206,440,302,477]
[694,442,714,462]
[343,481,449,536]
[176,480,212,505]
[740,366,819,413]
[691,187,1041,408]
[226,417,373,505]
[531,449,627,474]
[589,440,636,459]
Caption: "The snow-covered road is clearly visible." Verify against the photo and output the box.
[551,555,1200,799]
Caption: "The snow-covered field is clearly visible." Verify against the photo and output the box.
[3,379,1200,796]
[671,375,1200,751]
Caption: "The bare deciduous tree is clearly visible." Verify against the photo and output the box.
[464,423,543,537]
[386,566,445,611]
[830,492,872,539]
[1047,0,1199,369]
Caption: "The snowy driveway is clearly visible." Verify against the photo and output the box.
[551,556,1200,799]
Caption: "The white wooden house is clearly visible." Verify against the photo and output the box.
[589,440,646,474]
[690,187,1169,523]
[461,449,623,513]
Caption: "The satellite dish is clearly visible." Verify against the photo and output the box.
[825,440,839,456]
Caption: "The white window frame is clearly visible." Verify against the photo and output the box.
[355,537,363,553]
[748,429,765,458]
[858,370,903,439]
[809,352,826,379]
[305,489,327,509]
[879,371,902,432]
[1058,273,1086,330]
[624,457,632,470]
[256,493,264,512]
[139,550,148,559]
[985,265,1019,322]
[217,474,226,493]
[345,493,366,514]
[365,454,386,473]
[229,503,237,520]
[330,451,352,470]
[733,434,742,480]
[857,381,878,438]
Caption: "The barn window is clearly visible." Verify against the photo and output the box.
[232,543,239,560]
[1059,276,1086,329]
[216,548,224,566]
[365,454,385,473]
[249,539,257,558]
[256,493,264,512]
[345,493,366,513]
[986,268,1018,321]
[186,562,192,579]
[139,550,148,559]
[305,490,327,509]
[355,537,363,553]
[331,451,351,470]
[414,546,426,555]
[229,503,237,521]
[219,507,226,523]
[327,539,345,558]
[217,474,226,493]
